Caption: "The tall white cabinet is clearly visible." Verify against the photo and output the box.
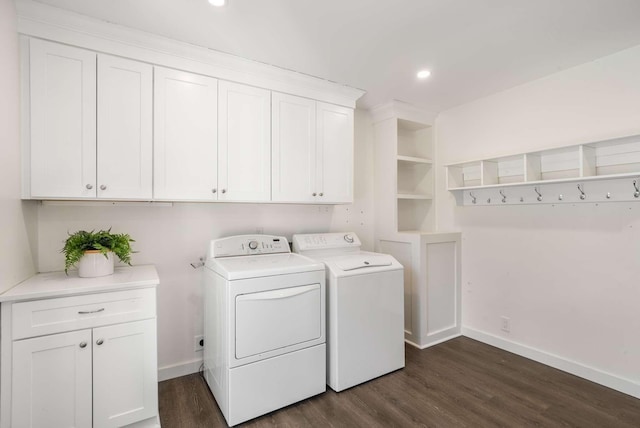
[0,266,160,428]
[373,102,462,349]
[272,93,353,203]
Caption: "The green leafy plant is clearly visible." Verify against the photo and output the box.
[62,229,135,274]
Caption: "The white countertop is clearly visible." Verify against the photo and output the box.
[0,265,159,303]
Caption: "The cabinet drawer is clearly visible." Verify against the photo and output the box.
[12,288,156,340]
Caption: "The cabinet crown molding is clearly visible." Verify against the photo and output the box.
[15,0,364,108]
[371,100,437,125]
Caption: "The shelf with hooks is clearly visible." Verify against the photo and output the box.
[458,175,640,206]
[447,134,640,205]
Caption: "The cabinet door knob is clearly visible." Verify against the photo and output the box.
[86,184,93,190]
[79,342,87,348]
[319,192,324,197]
[212,188,217,194]
[96,339,104,346]
[100,185,107,191]
[221,189,226,194]
[312,193,317,197]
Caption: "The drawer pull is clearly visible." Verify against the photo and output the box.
[78,308,105,315]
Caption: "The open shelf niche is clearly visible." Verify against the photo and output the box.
[446,133,640,205]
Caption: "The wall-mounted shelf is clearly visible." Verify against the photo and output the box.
[447,134,640,205]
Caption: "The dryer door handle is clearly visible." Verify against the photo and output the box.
[237,283,319,302]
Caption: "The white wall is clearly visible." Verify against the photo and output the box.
[0,0,35,294]
[435,44,640,395]
[35,109,374,377]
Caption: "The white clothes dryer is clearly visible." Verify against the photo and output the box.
[292,232,404,392]
[204,235,326,426]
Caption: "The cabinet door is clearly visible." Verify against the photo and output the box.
[316,102,354,203]
[154,67,218,200]
[93,319,158,428]
[12,329,92,427]
[97,55,153,199]
[30,39,97,198]
[272,92,316,202]
[218,81,271,201]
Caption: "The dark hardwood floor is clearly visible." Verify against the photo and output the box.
[158,337,640,427]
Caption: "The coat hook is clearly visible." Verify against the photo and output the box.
[633,180,640,198]
[469,192,477,204]
[534,186,542,202]
[500,189,506,203]
[577,184,586,200]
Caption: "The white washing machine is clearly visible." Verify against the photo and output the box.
[203,235,326,426]
[292,232,405,392]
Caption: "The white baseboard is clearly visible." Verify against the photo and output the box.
[462,327,640,399]
[158,357,203,382]
[406,332,462,350]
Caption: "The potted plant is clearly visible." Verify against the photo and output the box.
[62,229,135,277]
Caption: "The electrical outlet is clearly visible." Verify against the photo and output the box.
[194,335,204,352]
[501,316,510,333]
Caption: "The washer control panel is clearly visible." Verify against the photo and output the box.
[209,235,290,258]
[292,232,361,252]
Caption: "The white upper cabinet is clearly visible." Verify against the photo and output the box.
[29,39,97,198]
[218,81,271,201]
[28,40,153,200]
[272,93,354,203]
[97,55,153,199]
[272,93,317,202]
[24,31,360,203]
[316,102,354,203]
[154,67,218,200]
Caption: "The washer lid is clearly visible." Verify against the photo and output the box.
[321,251,403,277]
[206,253,324,280]
[334,255,393,271]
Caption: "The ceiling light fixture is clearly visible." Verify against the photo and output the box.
[417,70,431,79]
[208,0,226,6]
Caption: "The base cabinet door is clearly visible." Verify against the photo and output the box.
[93,319,158,428]
[12,329,93,428]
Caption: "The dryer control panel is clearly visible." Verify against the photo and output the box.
[209,235,290,258]
[292,232,361,252]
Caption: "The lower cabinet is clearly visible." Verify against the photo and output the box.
[12,320,157,428]
[377,232,461,349]
[0,277,159,428]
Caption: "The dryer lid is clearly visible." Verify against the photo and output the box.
[206,253,324,280]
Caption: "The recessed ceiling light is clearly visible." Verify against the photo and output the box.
[209,0,226,6]
[417,70,431,79]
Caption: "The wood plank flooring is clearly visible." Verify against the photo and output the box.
[158,337,640,427]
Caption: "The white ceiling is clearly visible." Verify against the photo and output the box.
[31,0,640,112]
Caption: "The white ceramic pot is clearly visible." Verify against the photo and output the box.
[78,250,114,278]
